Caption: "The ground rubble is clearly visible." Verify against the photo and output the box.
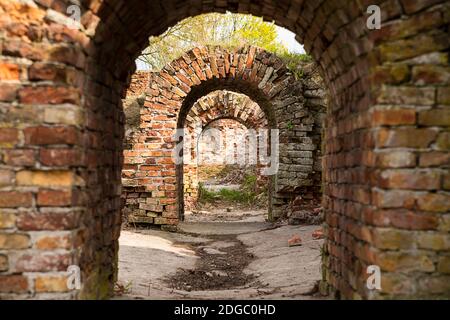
[116,209,326,300]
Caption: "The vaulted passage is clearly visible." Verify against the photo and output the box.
[0,0,449,300]
[121,46,323,227]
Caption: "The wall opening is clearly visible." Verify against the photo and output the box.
[1,1,448,300]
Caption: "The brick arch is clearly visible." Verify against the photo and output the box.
[184,90,268,164]
[0,0,448,300]
[181,90,270,211]
[185,90,268,132]
[127,45,318,224]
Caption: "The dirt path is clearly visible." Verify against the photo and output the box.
[116,209,325,300]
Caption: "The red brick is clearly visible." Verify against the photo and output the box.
[376,128,437,148]
[419,152,450,167]
[17,211,79,231]
[372,108,416,126]
[0,191,33,208]
[19,86,79,104]
[29,62,68,82]
[0,83,19,101]
[15,252,71,272]
[0,128,18,144]
[24,126,81,145]
[379,169,441,190]
[40,148,83,166]
[417,193,450,212]
[0,275,29,293]
[3,149,36,166]
[0,62,20,80]
[37,189,72,206]
[367,209,439,230]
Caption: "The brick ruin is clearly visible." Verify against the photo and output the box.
[182,90,269,211]
[121,46,325,226]
[0,0,449,300]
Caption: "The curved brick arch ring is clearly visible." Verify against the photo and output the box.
[185,90,268,132]
[2,0,449,300]
[185,90,268,158]
[132,45,320,224]
[182,90,270,211]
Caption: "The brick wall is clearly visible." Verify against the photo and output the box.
[122,46,323,225]
[183,91,267,211]
[125,71,150,99]
[0,0,448,300]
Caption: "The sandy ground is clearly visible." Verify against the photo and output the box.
[116,209,325,300]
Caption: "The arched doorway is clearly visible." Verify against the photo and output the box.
[0,1,448,299]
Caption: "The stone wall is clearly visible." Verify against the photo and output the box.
[0,0,448,300]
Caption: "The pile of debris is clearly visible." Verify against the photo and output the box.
[286,195,323,225]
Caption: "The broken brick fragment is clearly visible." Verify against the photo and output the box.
[288,235,302,247]
[312,228,324,240]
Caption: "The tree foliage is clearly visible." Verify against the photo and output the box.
[139,12,309,71]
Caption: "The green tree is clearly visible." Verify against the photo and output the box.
[139,13,289,71]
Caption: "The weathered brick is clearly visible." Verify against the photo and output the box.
[37,189,72,206]
[15,252,71,272]
[0,275,29,293]
[0,254,8,271]
[16,170,76,187]
[0,62,20,80]
[368,209,438,230]
[437,86,450,104]
[0,191,33,208]
[435,132,450,150]
[3,149,36,166]
[418,232,450,251]
[379,169,441,190]
[372,189,416,209]
[377,86,435,105]
[400,0,444,15]
[376,128,437,148]
[372,228,415,249]
[17,211,79,231]
[0,212,16,229]
[0,233,30,249]
[418,108,450,126]
[0,83,19,101]
[35,275,69,293]
[19,86,80,105]
[418,275,450,294]
[380,274,415,295]
[437,256,450,274]
[24,126,81,146]
[419,152,450,167]
[29,62,68,82]
[372,108,416,126]
[40,149,83,166]
[371,64,410,85]
[0,128,19,146]
[379,31,450,62]
[44,105,83,126]
[376,150,416,168]
[417,193,450,212]
[0,169,14,186]
[35,234,72,250]
[413,65,450,85]
[376,252,434,272]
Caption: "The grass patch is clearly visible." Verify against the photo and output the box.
[198,173,266,206]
